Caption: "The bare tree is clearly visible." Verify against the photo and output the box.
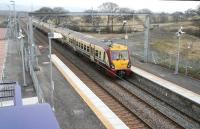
[53,7,69,26]
[35,7,53,13]
[171,11,184,23]
[98,2,119,32]
[82,9,102,28]
[117,8,133,22]
[159,12,169,23]
[137,8,152,14]
[185,9,197,18]
[35,7,53,22]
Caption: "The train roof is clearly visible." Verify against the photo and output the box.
[33,19,128,50]
[60,27,107,47]
[59,27,128,50]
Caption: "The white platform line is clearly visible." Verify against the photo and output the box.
[131,66,200,104]
[52,54,129,129]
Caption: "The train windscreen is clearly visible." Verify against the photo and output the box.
[111,50,128,60]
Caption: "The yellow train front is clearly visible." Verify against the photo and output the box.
[106,43,132,78]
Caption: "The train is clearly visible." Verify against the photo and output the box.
[33,19,132,78]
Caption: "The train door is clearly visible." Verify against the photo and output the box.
[72,38,77,51]
[90,44,95,62]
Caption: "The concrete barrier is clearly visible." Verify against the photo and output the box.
[131,66,200,123]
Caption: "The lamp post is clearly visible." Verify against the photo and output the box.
[174,26,185,74]
[10,0,16,40]
[123,20,128,46]
[48,32,63,111]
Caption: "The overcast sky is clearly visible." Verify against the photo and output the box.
[0,0,199,13]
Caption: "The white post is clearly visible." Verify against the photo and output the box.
[174,36,181,74]
[144,15,150,63]
[21,37,27,86]
[49,37,55,111]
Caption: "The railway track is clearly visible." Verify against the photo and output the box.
[32,28,198,129]
[34,29,149,129]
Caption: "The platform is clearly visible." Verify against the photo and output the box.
[52,54,128,129]
[131,66,200,104]
[36,41,107,129]
[132,61,200,95]
[131,64,200,122]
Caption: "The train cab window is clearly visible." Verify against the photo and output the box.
[81,44,83,49]
[95,50,98,57]
[87,46,90,52]
[84,45,86,51]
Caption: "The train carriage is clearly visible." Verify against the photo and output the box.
[33,20,132,78]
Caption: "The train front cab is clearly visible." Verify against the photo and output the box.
[107,44,132,78]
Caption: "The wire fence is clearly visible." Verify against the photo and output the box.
[130,25,200,79]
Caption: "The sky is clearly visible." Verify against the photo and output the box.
[0,0,199,13]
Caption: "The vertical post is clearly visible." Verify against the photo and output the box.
[49,37,55,111]
[18,20,27,86]
[144,15,150,63]
[29,16,35,67]
[21,38,27,86]
[174,36,181,74]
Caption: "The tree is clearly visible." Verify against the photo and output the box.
[171,11,184,23]
[35,7,53,22]
[159,12,169,23]
[98,2,119,32]
[82,9,102,31]
[185,9,197,18]
[117,8,133,21]
[35,7,53,13]
[52,7,69,25]
[137,8,152,14]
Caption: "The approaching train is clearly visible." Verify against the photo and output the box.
[33,20,132,77]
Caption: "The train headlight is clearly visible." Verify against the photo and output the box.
[111,63,115,69]
[127,62,131,68]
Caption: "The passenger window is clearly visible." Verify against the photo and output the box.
[95,50,98,57]
[81,44,83,49]
[87,46,90,52]
[84,45,86,50]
